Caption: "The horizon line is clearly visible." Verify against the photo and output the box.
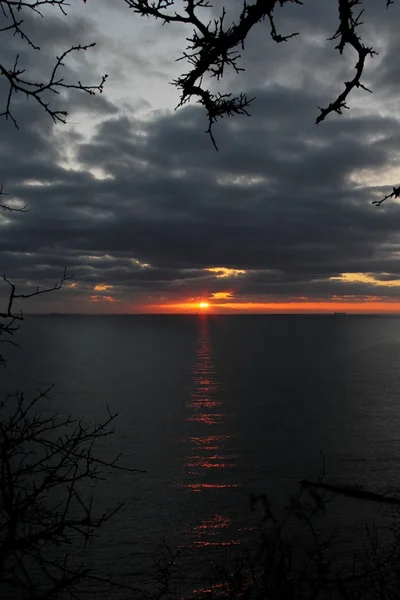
[24,312,400,317]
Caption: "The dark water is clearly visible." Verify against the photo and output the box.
[3,314,400,594]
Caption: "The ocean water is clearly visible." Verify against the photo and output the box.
[3,314,400,595]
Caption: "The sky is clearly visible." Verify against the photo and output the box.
[2,0,400,314]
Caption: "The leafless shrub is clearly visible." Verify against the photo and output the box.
[0,386,143,599]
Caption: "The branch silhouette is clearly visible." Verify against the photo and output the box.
[372,185,400,207]
[125,1,393,151]
[0,267,70,367]
[126,0,400,205]
[0,388,143,598]
[0,0,107,128]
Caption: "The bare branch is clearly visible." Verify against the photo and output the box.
[316,0,376,124]
[126,0,301,148]
[0,45,108,128]
[126,0,396,166]
[0,268,71,367]
[0,0,107,127]
[0,183,27,213]
[0,389,142,597]
[372,185,400,207]
[1,267,70,320]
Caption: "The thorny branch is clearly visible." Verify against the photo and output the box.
[1,1,398,203]
[0,0,107,128]
[125,1,384,145]
[126,0,399,206]
[372,185,400,207]
[125,0,302,149]
[315,0,376,125]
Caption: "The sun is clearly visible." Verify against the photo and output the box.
[199,301,209,309]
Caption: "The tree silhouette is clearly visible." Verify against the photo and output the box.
[0,4,137,598]
[0,0,107,364]
[0,389,142,599]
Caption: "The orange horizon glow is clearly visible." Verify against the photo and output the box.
[144,300,400,314]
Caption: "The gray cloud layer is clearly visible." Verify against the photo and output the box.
[2,0,400,312]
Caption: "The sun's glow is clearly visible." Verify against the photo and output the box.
[144,298,400,314]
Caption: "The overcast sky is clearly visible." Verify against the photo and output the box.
[2,0,400,313]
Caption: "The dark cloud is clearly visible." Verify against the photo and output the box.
[2,1,400,312]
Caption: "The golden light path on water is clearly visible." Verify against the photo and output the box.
[183,315,238,494]
[176,315,259,597]
[177,313,258,588]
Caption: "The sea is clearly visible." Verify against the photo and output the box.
[2,313,400,597]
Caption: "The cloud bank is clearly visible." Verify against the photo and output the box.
[2,0,400,313]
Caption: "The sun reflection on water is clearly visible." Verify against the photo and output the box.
[180,316,243,557]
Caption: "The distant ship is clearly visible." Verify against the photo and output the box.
[334,312,347,315]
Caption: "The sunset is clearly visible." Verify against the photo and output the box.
[4,0,400,598]
[146,299,400,314]
[2,0,400,315]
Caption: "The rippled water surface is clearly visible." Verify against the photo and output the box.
[3,314,400,594]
